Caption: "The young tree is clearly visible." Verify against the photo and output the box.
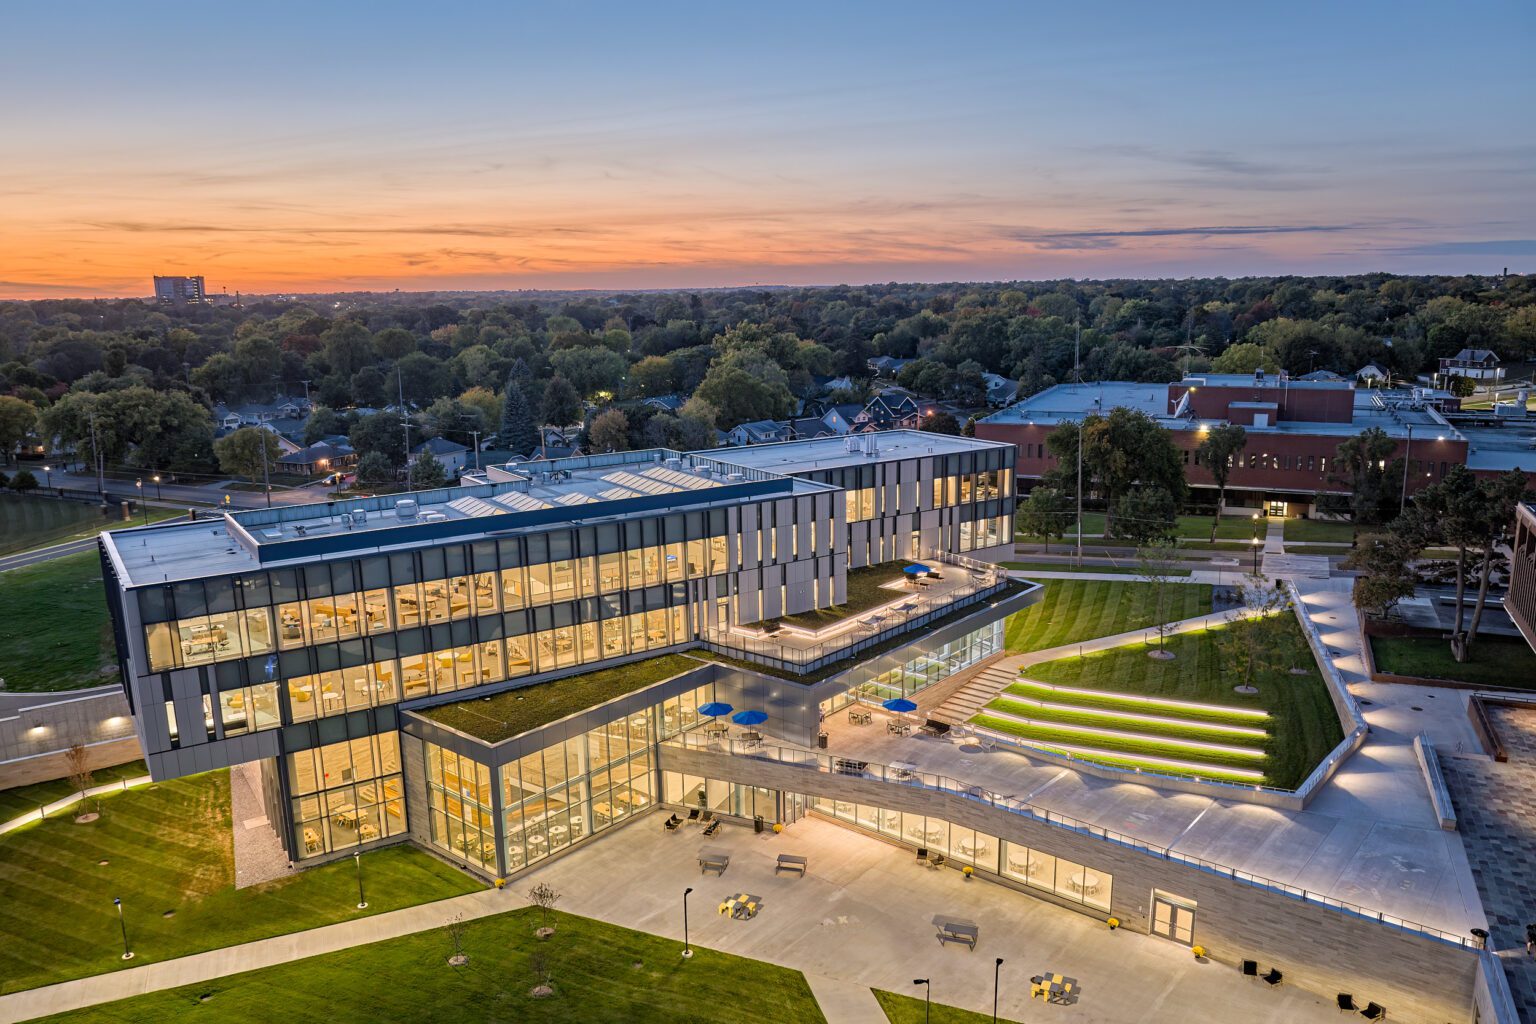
[1136,543,1182,657]
[527,882,562,939]
[588,409,630,452]
[1016,486,1074,551]
[65,743,97,819]
[1195,424,1247,538]
[443,912,469,966]
[1217,576,1291,694]
[213,427,282,484]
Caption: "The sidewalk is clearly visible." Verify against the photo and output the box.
[805,974,887,1024]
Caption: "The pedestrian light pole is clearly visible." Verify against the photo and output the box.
[354,851,368,909]
[993,958,1005,1023]
[1250,511,1262,575]
[135,479,148,525]
[42,465,52,492]
[913,978,931,1024]
[113,897,133,959]
[682,886,694,959]
[153,474,162,500]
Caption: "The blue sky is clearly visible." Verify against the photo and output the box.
[2,0,1532,296]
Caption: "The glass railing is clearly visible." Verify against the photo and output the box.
[662,732,1475,949]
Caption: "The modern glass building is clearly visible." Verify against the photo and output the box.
[98,430,1025,875]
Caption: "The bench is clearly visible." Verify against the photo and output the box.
[775,854,808,877]
[936,921,978,951]
[698,852,730,876]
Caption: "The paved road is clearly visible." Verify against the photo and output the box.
[0,536,101,573]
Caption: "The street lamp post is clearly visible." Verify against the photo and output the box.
[42,465,51,492]
[113,897,133,960]
[354,851,368,909]
[682,886,694,958]
[135,479,148,525]
[1398,423,1414,516]
[1250,511,1261,574]
[152,474,161,500]
[993,958,1005,1023]
[913,979,931,1024]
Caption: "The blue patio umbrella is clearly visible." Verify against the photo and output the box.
[902,563,932,576]
[732,709,768,726]
[882,698,918,713]
[697,702,734,718]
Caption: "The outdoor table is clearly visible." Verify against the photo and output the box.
[1031,974,1068,1000]
[848,708,872,725]
[719,893,761,919]
[889,761,919,781]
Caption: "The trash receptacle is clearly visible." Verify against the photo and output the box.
[817,732,828,749]
[753,815,764,834]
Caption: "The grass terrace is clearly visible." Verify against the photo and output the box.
[1003,579,1213,654]
[33,908,826,1024]
[0,549,117,692]
[980,615,1339,788]
[1001,561,1191,577]
[0,760,147,824]
[417,654,704,743]
[0,770,481,995]
[1282,518,1355,543]
[772,561,923,630]
[1369,635,1536,688]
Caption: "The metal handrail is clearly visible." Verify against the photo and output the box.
[663,731,1475,949]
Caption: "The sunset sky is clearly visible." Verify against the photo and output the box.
[3,1,1533,299]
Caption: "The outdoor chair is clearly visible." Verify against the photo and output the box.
[702,819,721,837]
[1241,960,1258,978]
[1337,994,1358,1012]
[1360,1003,1385,1021]
[686,808,700,822]
[1262,968,1283,987]
[664,814,681,831]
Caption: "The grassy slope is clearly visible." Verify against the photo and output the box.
[0,494,98,555]
[875,989,1024,1024]
[33,908,826,1024]
[971,714,1264,771]
[1003,579,1213,654]
[1000,679,1265,726]
[0,550,116,692]
[1370,635,1536,687]
[1021,620,1340,789]
[984,695,1263,743]
[1001,561,1192,577]
[0,760,147,823]
[0,770,481,995]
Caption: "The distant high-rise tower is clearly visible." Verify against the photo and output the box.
[153,275,206,306]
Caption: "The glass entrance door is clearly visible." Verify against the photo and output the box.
[1150,892,1196,945]
[1267,500,1287,518]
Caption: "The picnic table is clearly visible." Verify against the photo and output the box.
[889,761,919,781]
[936,920,978,950]
[718,893,762,919]
[1031,973,1077,1003]
[848,707,872,725]
[698,850,730,875]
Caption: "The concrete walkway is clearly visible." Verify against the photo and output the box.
[805,974,888,1023]
[0,886,526,1023]
[1263,520,1285,554]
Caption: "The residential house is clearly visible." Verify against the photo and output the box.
[642,394,687,413]
[727,420,787,446]
[1439,348,1505,383]
[276,440,357,476]
[1356,363,1389,385]
[866,355,915,378]
[1297,370,1346,383]
[982,373,1020,407]
[411,436,471,478]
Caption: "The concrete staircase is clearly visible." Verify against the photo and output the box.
[930,663,1018,727]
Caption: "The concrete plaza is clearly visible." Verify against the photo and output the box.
[520,811,1342,1024]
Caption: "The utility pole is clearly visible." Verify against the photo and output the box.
[87,407,104,495]
[398,366,413,490]
[1074,317,1084,568]
[471,429,481,472]
[260,428,272,509]
[1398,423,1414,515]
[299,379,312,404]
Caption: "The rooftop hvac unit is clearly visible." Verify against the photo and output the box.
[352,509,368,524]
[395,499,418,520]
[664,457,683,471]
[726,473,746,482]
[845,435,859,453]
[696,466,713,479]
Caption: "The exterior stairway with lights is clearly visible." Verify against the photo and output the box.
[930,664,1018,727]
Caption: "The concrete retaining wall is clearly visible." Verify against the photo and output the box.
[660,743,1479,1024]
[0,688,139,783]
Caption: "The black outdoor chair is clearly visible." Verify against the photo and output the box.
[701,819,721,837]
[1241,960,1258,978]
[1360,1003,1385,1021]
[685,808,700,822]
[916,848,928,863]
[1337,994,1358,1012]
[1262,968,1283,987]
[664,814,681,832]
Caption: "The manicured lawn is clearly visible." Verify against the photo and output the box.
[1282,545,1349,556]
[1175,514,1258,541]
[0,550,117,692]
[34,907,826,1024]
[875,989,1023,1023]
[1282,518,1355,543]
[0,770,482,995]
[1001,561,1190,577]
[0,494,100,555]
[0,760,147,824]
[972,713,1265,771]
[1021,617,1341,788]
[1003,580,1213,654]
[774,562,918,629]
[984,694,1265,744]
[1000,678,1267,727]
[1369,636,1536,687]
[417,654,703,742]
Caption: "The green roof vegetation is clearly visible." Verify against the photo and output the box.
[761,561,920,630]
[1003,579,1213,653]
[0,769,480,996]
[417,654,704,743]
[32,907,826,1024]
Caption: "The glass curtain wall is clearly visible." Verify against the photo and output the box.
[422,741,497,872]
[821,619,1005,713]
[288,734,406,857]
